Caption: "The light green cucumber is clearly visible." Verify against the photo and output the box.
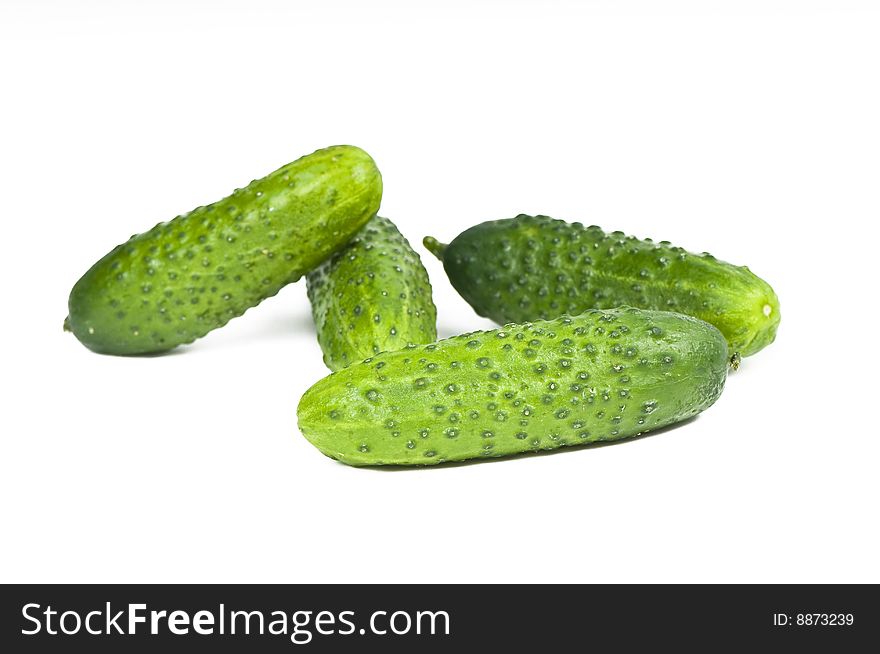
[297,307,729,466]
[65,145,382,355]
[425,215,780,357]
[306,216,437,371]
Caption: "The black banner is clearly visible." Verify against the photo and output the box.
[1,584,875,651]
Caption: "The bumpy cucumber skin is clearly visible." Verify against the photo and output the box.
[66,145,382,355]
[306,216,437,371]
[297,307,728,466]
[425,215,780,357]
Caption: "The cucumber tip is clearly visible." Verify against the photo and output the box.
[422,236,446,260]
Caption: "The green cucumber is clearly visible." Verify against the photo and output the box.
[306,216,437,371]
[297,307,728,466]
[424,215,780,357]
[65,145,382,355]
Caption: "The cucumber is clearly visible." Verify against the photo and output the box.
[306,216,437,371]
[297,307,728,466]
[65,145,382,355]
[424,215,780,357]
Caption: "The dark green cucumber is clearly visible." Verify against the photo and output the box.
[65,145,382,355]
[297,307,728,466]
[306,216,437,371]
[425,215,780,357]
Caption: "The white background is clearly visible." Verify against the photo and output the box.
[1,0,878,583]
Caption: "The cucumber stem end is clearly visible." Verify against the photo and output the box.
[422,236,447,261]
